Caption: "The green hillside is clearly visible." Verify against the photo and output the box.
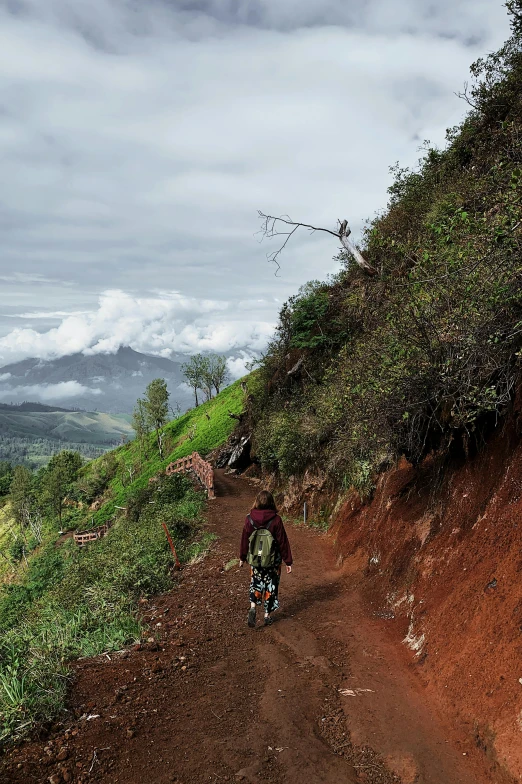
[250,12,522,493]
[0,379,246,743]
[0,408,134,468]
[117,378,244,474]
[0,409,133,443]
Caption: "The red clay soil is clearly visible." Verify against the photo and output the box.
[332,403,522,783]
[0,470,506,784]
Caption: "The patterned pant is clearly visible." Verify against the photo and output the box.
[249,565,282,614]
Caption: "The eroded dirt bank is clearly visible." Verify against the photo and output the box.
[331,401,522,782]
[0,469,499,784]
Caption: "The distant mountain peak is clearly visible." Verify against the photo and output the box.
[0,348,189,414]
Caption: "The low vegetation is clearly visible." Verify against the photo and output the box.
[0,378,246,744]
[250,5,522,494]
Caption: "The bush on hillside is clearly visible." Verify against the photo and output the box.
[252,6,522,485]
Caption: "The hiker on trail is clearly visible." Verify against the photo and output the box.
[239,490,292,628]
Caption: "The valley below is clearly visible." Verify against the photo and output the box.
[0,404,133,467]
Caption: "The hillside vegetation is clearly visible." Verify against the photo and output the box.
[0,380,245,744]
[0,406,134,467]
[251,6,522,493]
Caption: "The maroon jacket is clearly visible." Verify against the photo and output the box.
[240,508,293,566]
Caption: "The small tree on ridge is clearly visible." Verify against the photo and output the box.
[143,378,170,457]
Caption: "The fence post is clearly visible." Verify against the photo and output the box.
[162,522,181,569]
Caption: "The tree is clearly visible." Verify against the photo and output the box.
[132,398,150,457]
[10,465,33,528]
[206,355,229,396]
[257,212,376,275]
[0,461,13,496]
[143,378,170,457]
[42,450,83,528]
[181,354,207,407]
[200,356,213,401]
[182,353,229,404]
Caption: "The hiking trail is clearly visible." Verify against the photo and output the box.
[2,470,506,784]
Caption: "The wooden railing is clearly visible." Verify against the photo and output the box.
[165,452,215,499]
[74,520,112,547]
[74,453,215,548]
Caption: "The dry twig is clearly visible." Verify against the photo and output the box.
[257,212,376,275]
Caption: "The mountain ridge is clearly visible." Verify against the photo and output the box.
[0,346,190,414]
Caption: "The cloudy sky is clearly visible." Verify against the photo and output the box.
[0,0,511,369]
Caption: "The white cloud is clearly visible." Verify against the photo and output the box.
[0,373,11,381]
[0,273,72,285]
[8,310,91,320]
[0,381,102,402]
[0,289,275,364]
[0,0,511,360]
[227,353,256,380]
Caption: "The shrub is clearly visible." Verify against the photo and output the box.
[250,10,522,486]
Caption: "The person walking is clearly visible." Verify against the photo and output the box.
[239,490,292,627]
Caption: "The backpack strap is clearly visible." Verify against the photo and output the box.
[248,514,276,530]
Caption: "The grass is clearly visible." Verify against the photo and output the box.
[164,383,244,459]
[0,478,207,744]
[122,377,245,470]
[0,504,16,583]
[86,379,246,528]
[283,511,331,534]
[0,379,247,744]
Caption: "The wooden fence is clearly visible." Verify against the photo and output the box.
[165,452,215,499]
[73,520,113,547]
[74,452,215,548]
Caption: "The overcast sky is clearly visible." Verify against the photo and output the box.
[0,0,511,370]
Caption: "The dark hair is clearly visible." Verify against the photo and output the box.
[253,490,277,512]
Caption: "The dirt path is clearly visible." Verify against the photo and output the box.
[1,470,508,784]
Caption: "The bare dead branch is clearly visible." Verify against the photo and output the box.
[287,356,304,376]
[257,211,376,275]
[455,81,479,110]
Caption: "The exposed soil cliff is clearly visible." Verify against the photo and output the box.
[329,394,522,781]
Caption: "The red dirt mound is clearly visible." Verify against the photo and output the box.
[332,400,522,782]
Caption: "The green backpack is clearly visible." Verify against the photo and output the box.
[246,515,277,568]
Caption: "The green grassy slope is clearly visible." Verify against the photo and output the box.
[140,379,244,464]
[88,379,246,527]
[0,505,15,582]
[0,410,133,443]
[0,380,246,743]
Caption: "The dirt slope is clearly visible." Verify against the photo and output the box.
[331,397,522,782]
[1,470,505,784]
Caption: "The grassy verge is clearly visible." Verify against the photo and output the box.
[0,475,206,744]
[283,512,331,533]
[0,379,247,743]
